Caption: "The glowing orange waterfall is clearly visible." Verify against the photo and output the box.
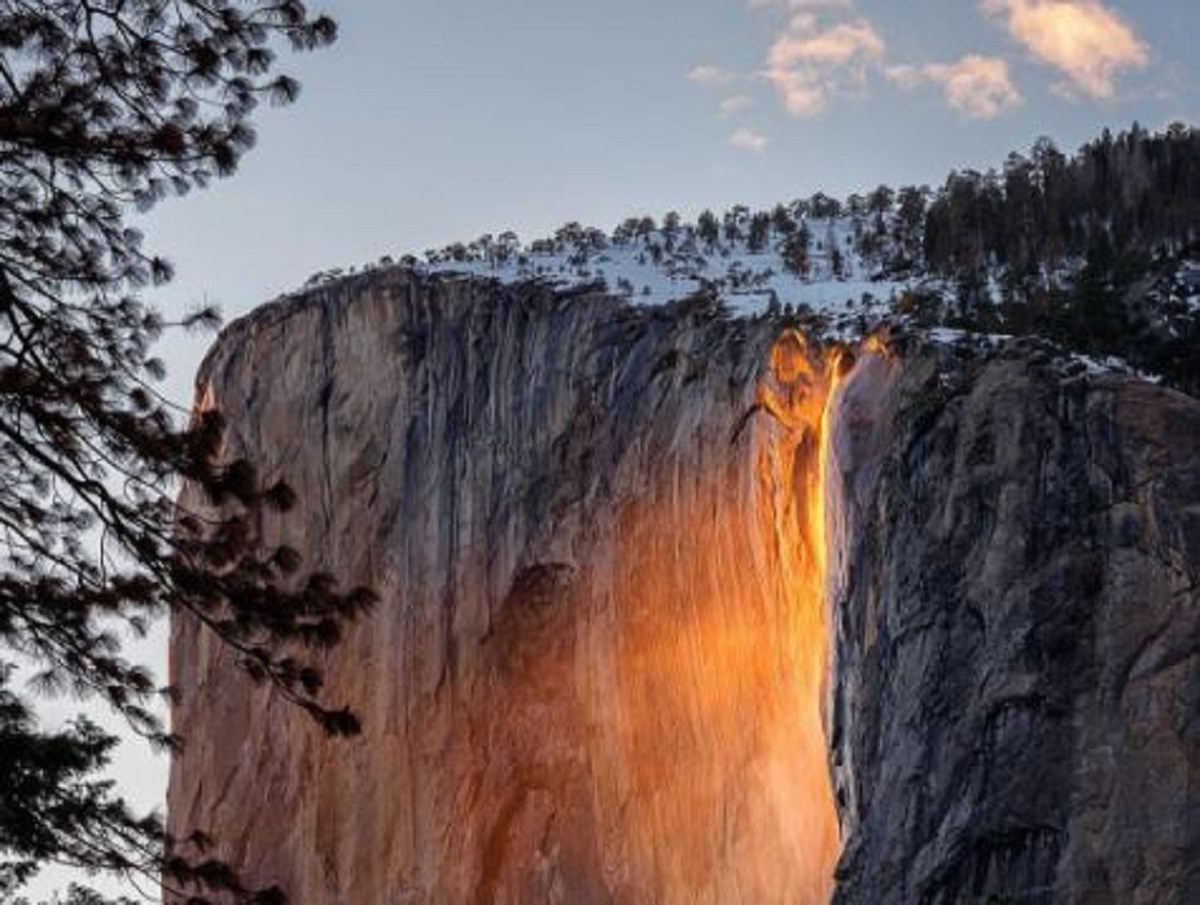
[588,328,852,903]
[171,288,889,903]
[752,328,845,904]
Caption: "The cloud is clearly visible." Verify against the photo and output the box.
[767,18,885,68]
[749,0,852,9]
[719,95,755,116]
[728,127,769,153]
[762,14,886,116]
[884,64,924,91]
[982,0,1148,98]
[887,54,1023,118]
[687,65,738,86]
[763,69,829,116]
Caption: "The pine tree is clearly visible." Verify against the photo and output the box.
[781,225,811,280]
[0,2,375,901]
[747,213,771,253]
[696,210,720,249]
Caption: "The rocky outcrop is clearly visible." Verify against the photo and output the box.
[828,340,1200,904]
[168,270,1200,904]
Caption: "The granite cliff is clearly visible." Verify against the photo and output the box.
[168,268,1199,903]
[828,343,1200,904]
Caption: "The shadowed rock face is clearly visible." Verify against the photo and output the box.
[828,344,1200,905]
[168,270,1200,904]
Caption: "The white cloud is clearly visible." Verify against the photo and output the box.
[767,18,884,68]
[719,95,755,116]
[982,0,1148,98]
[729,127,769,153]
[887,54,1023,118]
[762,14,885,116]
[763,68,830,116]
[884,64,924,91]
[749,0,853,9]
[687,65,738,86]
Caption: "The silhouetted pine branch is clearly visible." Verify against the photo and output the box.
[0,2,373,901]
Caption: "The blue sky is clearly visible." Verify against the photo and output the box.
[142,1,1197,398]
[28,0,1197,895]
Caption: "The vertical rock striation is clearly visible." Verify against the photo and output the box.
[169,271,843,903]
[827,340,1200,905]
[169,270,1200,904]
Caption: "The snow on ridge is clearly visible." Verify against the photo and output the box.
[292,207,1192,389]
[1068,353,1163,384]
[921,327,1164,386]
[415,217,910,321]
[302,211,922,325]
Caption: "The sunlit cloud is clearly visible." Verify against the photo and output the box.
[748,0,853,9]
[762,14,885,116]
[763,68,829,116]
[720,95,756,116]
[887,55,1023,118]
[687,65,738,86]
[729,127,769,152]
[702,0,1083,130]
[883,65,922,91]
[982,0,1148,98]
[767,18,885,67]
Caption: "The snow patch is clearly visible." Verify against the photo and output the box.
[396,215,915,321]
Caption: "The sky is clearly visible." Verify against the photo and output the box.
[141,0,1198,397]
[27,0,1199,897]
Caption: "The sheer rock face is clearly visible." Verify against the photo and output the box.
[828,345,1200,905]
[169,271,839,904]
[169,270,1200,904]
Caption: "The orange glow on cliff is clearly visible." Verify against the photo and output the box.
[573,329,864,902]
[754,329,846,902]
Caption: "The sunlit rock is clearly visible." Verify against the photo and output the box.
[169,271,1200,905]
[170,273,845,903]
